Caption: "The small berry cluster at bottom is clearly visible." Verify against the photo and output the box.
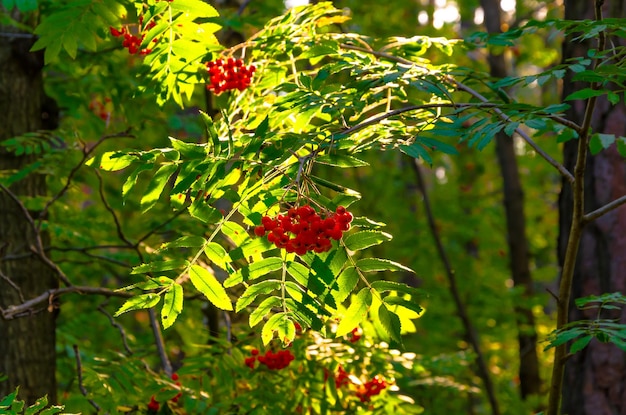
[245,348,295,370]
[205,58,256,94]
[356,376,387,402]
[254,205,353,255]
[147,372,182,412]
[328,366,387,403]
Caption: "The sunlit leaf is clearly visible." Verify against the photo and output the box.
[189,265,232,311]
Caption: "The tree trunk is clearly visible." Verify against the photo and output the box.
[559,1,626,414]
[0,20,58,403]
[478,0,542,400]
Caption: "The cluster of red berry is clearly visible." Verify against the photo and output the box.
[147,372,182,412]
[110,19,157,55]
[334,365,351,388]
[205,58,256,94]
[327,366,387,403]
[254,205,353,255]
[110,9,167,55]
[347,327,362,343]
[244,348,295,370]
[356,376,387,403]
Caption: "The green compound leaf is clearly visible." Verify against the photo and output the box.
[204,242,229,270]
[286,260,310,286]
[24,395,47,415]
[250,296,281,328]
[90,151,136,171]
[356,257,414,273]
[141,163,178,213]
[569,335,593,354]
[114,293,161,317]
[235,279,282,312]
[336,287,372,337]
[382,295,424,316]
[344,230,392,251]
[371,280,426,298]
[224,257,283,288]
[378,304,403,346]
[314,154,369,167]
[161,283,183,329]
[189,265,232,311]
[332,266,359,304]
[261,312,295,346]
[131,259,190,274]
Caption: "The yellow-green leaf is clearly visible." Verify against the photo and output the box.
[189,265,232,311]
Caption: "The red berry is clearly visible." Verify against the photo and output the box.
[254,225,266,237]
[148,396,160,412]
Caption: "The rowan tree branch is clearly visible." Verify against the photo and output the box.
[547,2,606,414]
[0,286,133,320]
[0,183,72,286]
[37,128,133,229]
[73,344,102,412]
[583,194,626,223]
[339,43,576,183]
[98,300,133,355]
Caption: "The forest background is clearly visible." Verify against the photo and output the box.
[1,0,625,414]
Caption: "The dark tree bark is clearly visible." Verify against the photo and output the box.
[0,20,58,403]
[559,1,626,414]
[478,0,542,400]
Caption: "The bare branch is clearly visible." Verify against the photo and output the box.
[583,194,626,223]
[0,183,72,286]
[95,170,134,247]
[1,286,133,320]
[411,159,501,415]
[73,344,102,412]
[149,309,172,377]
[37,129,134,229]
[98,301,133,355]
[0,269,25,303]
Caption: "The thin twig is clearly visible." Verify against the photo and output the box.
[583,194,626,223]
[98,301,133,355]
[95,170,134,247]
[149,309,173,377]
[135,208,187,245]
[0,183,72,286]
[73,344,102,412]
[0,269,25,303]
[411,159,501,415]
[37,129,133,229]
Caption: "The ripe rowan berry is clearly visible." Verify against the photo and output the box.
[255,205,352,255]
[205,58,256,94]
[147,396,160,412]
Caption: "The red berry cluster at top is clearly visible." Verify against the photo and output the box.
[254,205,353,255]
[205,58,256,94]
[110,11,163,55]
[244,348,295,370]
